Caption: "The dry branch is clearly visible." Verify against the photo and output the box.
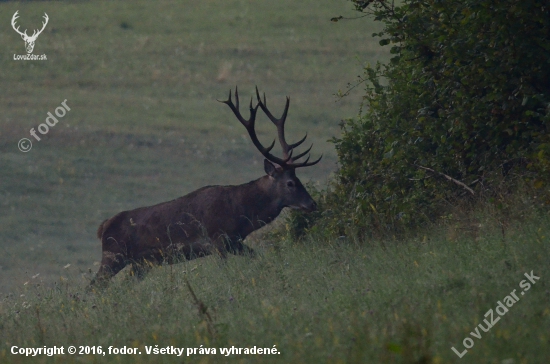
[414,165,475,195]
[184,277,216,337]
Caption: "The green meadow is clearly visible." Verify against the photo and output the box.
[0,1,548,363]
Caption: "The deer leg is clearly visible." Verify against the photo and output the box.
[204,237,227,260]
[130,260,153,280]
[229,241,256,257]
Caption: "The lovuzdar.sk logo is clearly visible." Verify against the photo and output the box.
[12,10,48,61]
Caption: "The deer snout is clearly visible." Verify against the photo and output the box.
[300,200,317,212]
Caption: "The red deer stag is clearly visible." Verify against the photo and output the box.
[89,87,321,287]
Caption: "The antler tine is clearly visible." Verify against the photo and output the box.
[11,10,18,25]
[256,86,301,160]
[234,85,239,112]
[219,87,284,164]
[11,11,28,37]
[288,132,308,150]
[218,87,250,127]
[32,13,49,38]
[255,87,313,162]
[223,87,322,170]
[246,93,277,156]
[292,154,323,169]
[283,148,294,163]
[291,143,313,161]
[254,87,286,124]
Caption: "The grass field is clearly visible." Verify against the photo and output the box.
[1,210,549,363]
[1,1,549,363]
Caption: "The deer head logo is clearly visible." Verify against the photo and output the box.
[11,11,49,54]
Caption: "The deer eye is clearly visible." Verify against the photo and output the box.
[286,180,295,187]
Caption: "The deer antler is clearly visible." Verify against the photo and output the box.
[30,13,49,40]
[219,87,322,169]
[219,87,287,167]
[255,87,321,168]
[11,11,28,38]
[11,11,48,41]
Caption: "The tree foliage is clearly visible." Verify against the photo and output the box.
[325,0,550,236]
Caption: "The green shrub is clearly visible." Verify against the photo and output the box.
[324,0,550,237]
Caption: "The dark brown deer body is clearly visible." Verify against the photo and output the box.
[90,87,321,287]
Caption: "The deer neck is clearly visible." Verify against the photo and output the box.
[238,176,283,227]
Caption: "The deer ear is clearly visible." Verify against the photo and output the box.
[264,159,282,177]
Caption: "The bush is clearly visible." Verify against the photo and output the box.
[323,0,550,237]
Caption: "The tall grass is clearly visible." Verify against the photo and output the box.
[1,210,549,363]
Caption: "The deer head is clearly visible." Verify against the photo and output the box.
[220,87,322,212]
[11,11,49,54]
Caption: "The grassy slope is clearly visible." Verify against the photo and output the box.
[1,214,549,363]
[0,0,384,292]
